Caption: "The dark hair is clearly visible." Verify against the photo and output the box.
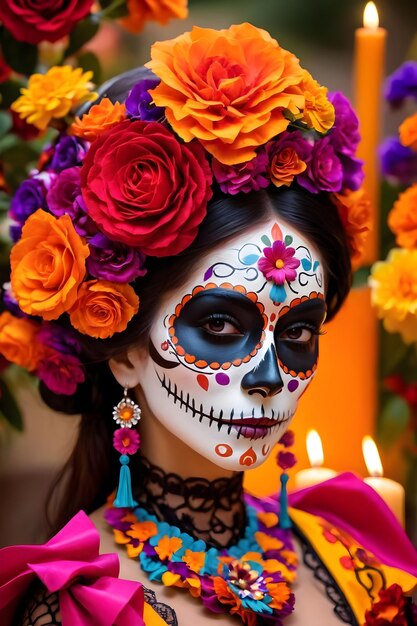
[45,72,352,533]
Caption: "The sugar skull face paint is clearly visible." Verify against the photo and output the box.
[136,219,326,470]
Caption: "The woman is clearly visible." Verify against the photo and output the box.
[1,22,416,626]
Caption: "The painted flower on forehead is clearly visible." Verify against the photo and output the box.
[258,240,300,303]
[125,78,165,122]
[212,151,269,195]
[11,66,97,131]
[81,120,212,256]
[113,428,141,455]
[70,98,127,142]
[146,23,305,165]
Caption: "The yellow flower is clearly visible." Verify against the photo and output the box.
[300,70,335,133]
[370,248,417,343]
[11,66,98,130]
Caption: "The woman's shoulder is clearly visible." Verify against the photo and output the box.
[0,510,174,626]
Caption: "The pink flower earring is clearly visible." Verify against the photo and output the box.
[112,385,141,508]
[276,430,297,529]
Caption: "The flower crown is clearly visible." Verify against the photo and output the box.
[1,23,369,396]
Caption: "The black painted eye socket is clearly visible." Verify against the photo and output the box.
[172,288,264,365]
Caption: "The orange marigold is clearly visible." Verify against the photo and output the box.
[121,0,188,34]
[266,581,292,610]
[70,98,127,142]
[146,23,305,165]
[0,311,41,372]
[155,535,182,560]
[69,280,139,339]
[399,112,417,151]
[388,184,417,248]
[331,188,371,269]
[10,210,89,320]
[300,70,335,133]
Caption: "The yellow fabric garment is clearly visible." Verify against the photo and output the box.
[289,506,417,625]
[143,600,170,626]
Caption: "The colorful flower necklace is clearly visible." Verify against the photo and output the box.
[105,496,298,625]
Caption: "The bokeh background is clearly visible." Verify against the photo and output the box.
[1,0,417,546]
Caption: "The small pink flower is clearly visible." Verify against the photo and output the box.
[113,427,140,455]
[257,240,300,285]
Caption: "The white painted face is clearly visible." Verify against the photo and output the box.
[137,218,326,470]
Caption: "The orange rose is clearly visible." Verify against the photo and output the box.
[10,209,89,320]
[69,280,139,338]
[0,311,41,371]
[121,0,187,34]
[388,184,417,249]
[70,98,127,142]
[300,70,335,134]
[332,188,371,268]
[146,23,305,165]
[399,112,417,151]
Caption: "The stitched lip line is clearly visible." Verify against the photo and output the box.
[156,370,292,440]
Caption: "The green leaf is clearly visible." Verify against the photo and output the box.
[65,16,100,58]
[0,377,23,431]
[0,141,39,168]
[260,235,271,247]
[284,235,293,245]
[77,51,102,84]
[0,27,38,75]
[0,79,24,109]
[377,395,410,446]
[0,110,12,138]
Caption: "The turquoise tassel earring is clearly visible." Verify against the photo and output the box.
[112,385,141,508]
[276,430,297,529]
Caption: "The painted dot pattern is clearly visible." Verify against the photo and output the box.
[288,380,299,392]
[215,373,230,386]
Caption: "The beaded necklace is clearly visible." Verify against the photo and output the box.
[105,496,298,625]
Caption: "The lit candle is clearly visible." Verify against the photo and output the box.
[354,1,386,264]
[362,435,405,526]
[294,430,337,490]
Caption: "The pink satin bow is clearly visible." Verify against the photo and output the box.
[0,510,145,626]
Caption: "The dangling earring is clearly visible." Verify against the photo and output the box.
[112,385,141,508]
[276,430,297,529]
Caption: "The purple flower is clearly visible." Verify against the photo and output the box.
[86,233,147,283]
[384,61,417,106]
[279,430,295,448]
[337,152,364,191]
[258,240,300,285]
[2,282,24,317]
[37,349,85,395]
[103,506,133,531]
[46,167,97,237]
[10,177,47,225]
[379,136,417,185]
[328,92,361,156]
[113,427,140,455]
[299,137,343,193]
[212,151,269,195]
[125,78,165,122]
[277,450,297,470]
[49,135,87,172]
[37,323,82,355]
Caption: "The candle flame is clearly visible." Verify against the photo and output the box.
[362,435,384,477]
[306,429,324,468]
[363,2,379,29]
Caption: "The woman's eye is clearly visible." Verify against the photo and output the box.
[281,327,314,342]
[202,316,243,335]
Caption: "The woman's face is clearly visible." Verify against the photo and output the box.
[137,217,326,470]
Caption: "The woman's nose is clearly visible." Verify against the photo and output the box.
[241,345,283,398]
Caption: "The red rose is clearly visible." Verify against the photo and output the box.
[0,0,94,45]
[81,120,212,257]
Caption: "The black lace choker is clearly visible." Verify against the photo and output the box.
[133,456,246,549]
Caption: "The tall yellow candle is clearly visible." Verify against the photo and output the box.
[354,1,386,264]
[362,436,405,526]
